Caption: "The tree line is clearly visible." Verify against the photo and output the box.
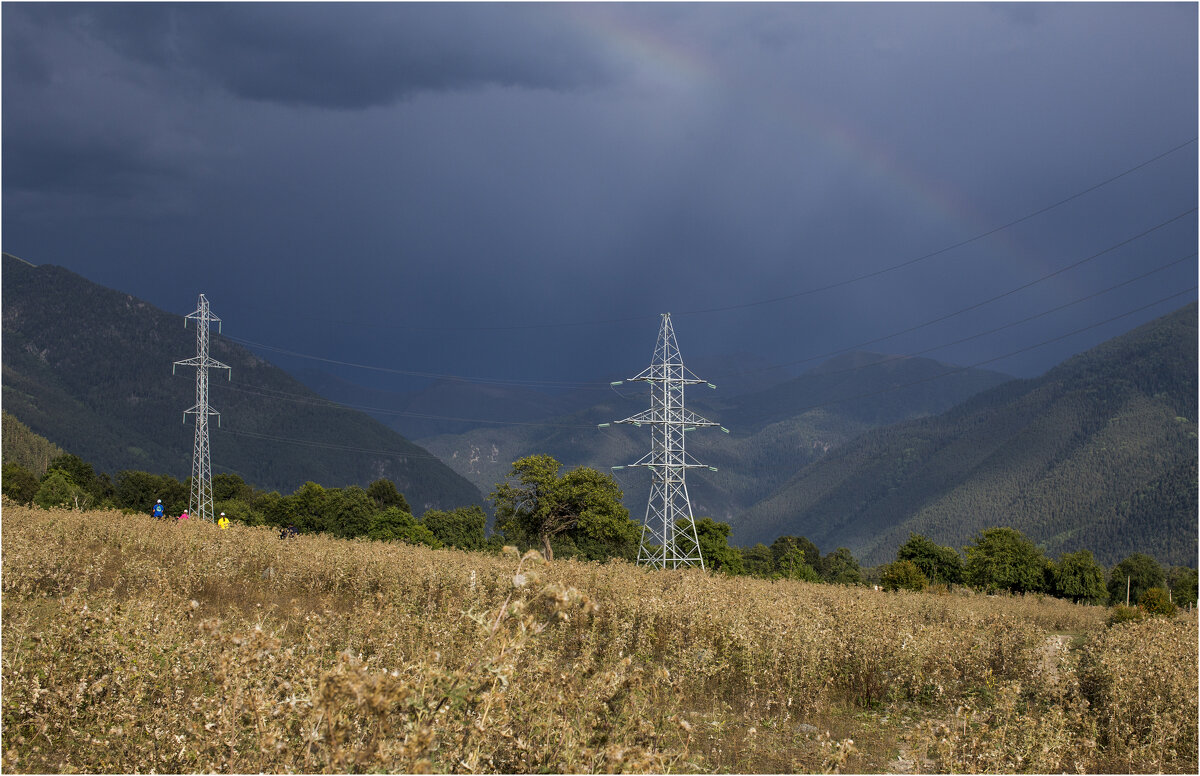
[3,452,1195,607]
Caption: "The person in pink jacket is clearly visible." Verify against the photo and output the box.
[178,510,190,522]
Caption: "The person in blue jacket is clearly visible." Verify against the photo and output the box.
[152,499,165,519]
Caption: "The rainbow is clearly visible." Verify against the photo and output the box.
[565,4,1016,259]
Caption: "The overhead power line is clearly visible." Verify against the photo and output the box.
[772,287,1198,420]
[241,137,1196,333]
[223,335,612,390]
[798,252,1197,379]
[204,262,1196,433]
[732,210,1197,377]
[211,381,602,429]
[223,206,1196,389]
[676,139,1198,319]
[208,288,1194,462]
[215,427,460,462]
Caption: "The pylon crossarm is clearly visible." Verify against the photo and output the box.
[616,408,717,427]
[626,366,708,385]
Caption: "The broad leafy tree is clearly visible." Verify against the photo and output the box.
[692,518,744,575]
[818,547,863,585]
[897,532,964,585]
[964,527,1048,594]
[1107,553,1165,606]
[491,455,637,561]
[367,478,411,513]
[1166,566,1198,605]
[368,507,440,547]
[421,506,487,551]
[771,535,820,568]
[741,543,775,577]
[2,462,39,504]
[34,469,85,509]
[324,486,375,539]
[288,482,329,534]
[1051,549,1108,605]
[212,473,254,503]
[47,453,94,489]
[778,548,822,582]
[115,470,187,515]
[880,559,928,592]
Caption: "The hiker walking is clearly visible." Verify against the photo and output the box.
[152,499,165,519]
[178,510,190,522]
[218,513,230,530]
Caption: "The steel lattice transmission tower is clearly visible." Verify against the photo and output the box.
[173,294,230,523]
[604,313,727,569]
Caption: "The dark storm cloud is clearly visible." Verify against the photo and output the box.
[3,123,182,197]
[2,1,1196,391]
[30,2,615,110]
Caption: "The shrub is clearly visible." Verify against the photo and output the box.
[1138,587,1177,617]
[1107,603,1145,626]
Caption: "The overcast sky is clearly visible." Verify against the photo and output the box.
[4,2,1196,397]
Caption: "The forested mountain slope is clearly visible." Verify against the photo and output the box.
[1,410,65,476]
[1,254,481,510]
[422,352,1012,523]
[734,303,1198,567]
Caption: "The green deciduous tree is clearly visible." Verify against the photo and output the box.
[114,470,187,516]
[47,454,94,489]
[818,547,863,585]
[368,507,440,547]
[964,527,1048,594]
[1051,549,1108,605]
[880,559,928,592]
[771,535,820,568]
[896,532,964,585]
[288,482,329,534]
[324,486,375,539]
[34,469,84,509]
[692,518,744,575]
[1166,566,1198,605]
[2,462,39,504]
[491,455,636,562]
[253,490,290,528]
[212,473,254,503]
[741,543,775,577]
[778,548,822,582]
[367,478,411,513]
[1107,553,1166,606]
[421,506,487,551]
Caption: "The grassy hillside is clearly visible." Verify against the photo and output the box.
[735,303,1199,567]
[422,353,1011,523]
[1,254,481,510]
[3,504,1195,773]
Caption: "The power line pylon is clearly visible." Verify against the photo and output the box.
[605,313,726,569]
[173,294,230,522]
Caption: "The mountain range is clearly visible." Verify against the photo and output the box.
[733,303,1198,567]
[3,252,1194,569]
[418,351,1015,526]
[1,254,481,511]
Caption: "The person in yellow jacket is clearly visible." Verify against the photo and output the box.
[217,513,230,530]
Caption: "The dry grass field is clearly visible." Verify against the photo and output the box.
[2,502,1196,773]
